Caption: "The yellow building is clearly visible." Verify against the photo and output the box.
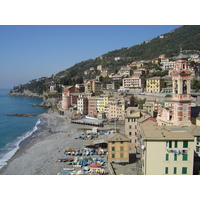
[146,77,164,93]
[97,95,109,112]
[139,121,194,175]
[108,133,130,164]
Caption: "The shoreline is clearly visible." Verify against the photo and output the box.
[0,112,86,175]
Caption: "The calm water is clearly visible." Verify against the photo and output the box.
[0,89,47,169]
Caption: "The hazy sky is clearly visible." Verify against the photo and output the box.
[0,25,181,89]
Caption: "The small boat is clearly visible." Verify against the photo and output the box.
[63,168,75,171]
[57,171,71,175]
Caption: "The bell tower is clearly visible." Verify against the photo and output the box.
[171,49,192,126]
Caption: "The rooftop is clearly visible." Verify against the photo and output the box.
[140,121,195,141]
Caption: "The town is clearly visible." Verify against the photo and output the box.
[30,50,200,175]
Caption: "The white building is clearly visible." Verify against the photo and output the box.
[77,97,88,115]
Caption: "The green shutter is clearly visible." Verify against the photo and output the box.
[165,167,168,174]
[112,154,115,158]
[174,154,177,161]
[173,167,177,174]
[166,154,169,161]
[112,147,115,151]
[182,167,187,174]
[183,141,188,148]
[169,141,172,148]
[182,154,188,161]
[174,141,178,148]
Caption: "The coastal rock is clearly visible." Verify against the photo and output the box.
[7,89,43,98]
[7,113,39,117]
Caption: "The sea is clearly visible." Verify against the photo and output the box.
[0,89,47,169]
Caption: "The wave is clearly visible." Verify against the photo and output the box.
[0,118,41,169]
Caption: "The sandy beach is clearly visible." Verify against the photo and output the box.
[0,112,88,175]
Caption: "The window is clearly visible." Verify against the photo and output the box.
[128,118,133,122]
[120,147,124,151]
[174,141,178,148]
[182,167,187,174]
[182,154,188,161]
[196,146,200,153]
[166,141,172,148]
[166,154,169,161]
[183,141,188,148]
[129,132,132,136]
[129,125,132,129]
[165,167,168,174]
[173,167,177,174]
[120,154,124,158]
[112,154,115,158]
[112,142,115,144]
[111,147,115,151]
[174,154,177,161]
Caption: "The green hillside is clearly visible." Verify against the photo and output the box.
[9,25,200,95]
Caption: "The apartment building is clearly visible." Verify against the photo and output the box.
[122,76,144,89]
[77,97,88,115]
[108,133,130,164]
[146,77,165,93]
[125,107,142,149]
[139,121,194,175]
[84,80,102,94]
[88,97,98,117]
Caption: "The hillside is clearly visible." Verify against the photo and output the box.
[8,25,200,95]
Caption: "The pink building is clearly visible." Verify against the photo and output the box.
[88,97,98,117]
[62,86,76,110]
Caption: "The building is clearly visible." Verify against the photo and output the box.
[122,76,144,89]
[118,67,133,77]
[61,86,76,110]
[77,96,88,115]
[171,51,192,127]
[84,80,102,95]
[108,133,130,164]
[97,65,103,71]
[133,68,147,76]
[139,122,194,175]
[88,97,98,117]
[105,98,126,120]
[101,70,109,78]
[106,83,117,91]
[146,77,165,93]
[125,107,143,149]
[96,96,109,113]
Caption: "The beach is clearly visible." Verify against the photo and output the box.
[0,112,86,175]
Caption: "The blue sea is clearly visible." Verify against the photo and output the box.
[0,89,47,169]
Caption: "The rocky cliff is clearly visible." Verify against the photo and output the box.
[7,89,43,98]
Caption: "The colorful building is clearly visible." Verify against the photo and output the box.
[146,77,165,93]
[108,133,130,164]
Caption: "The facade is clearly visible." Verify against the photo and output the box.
[122,76,144,89]
[88,97,98,117]
[139,122,194,175]
[61,86,76,110]
[77,97,88,115]
[118,68,133,77]
[146,77,165,93]
[96,96,109,113]
[125,107,142,149]
[133,68,147,76]
[108,133,130,164]
[101,70,109,78]
[106,83,117,91]
[106,98,126,120]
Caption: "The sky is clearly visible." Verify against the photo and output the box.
[0,25,182,89]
